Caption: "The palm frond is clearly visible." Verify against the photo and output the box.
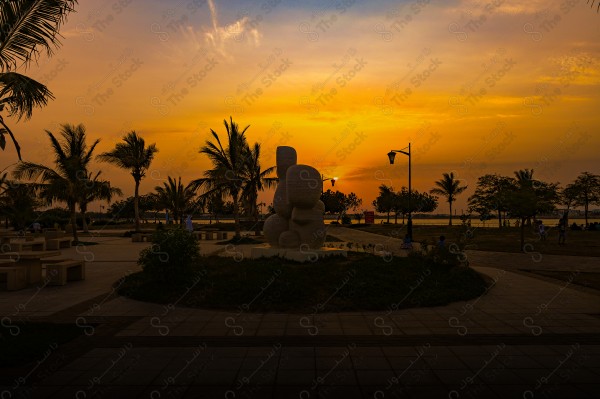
[0,0,78,70]
[0,72,52,119]
[12,161,59,181]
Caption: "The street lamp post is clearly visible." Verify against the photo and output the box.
[387,143,412,241]
[321,174,338,194]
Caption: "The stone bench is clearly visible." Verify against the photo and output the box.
[0,266,28,290]
[7,240,46,251]
[43,259,86,286]
[46,237,72,250]
[193,231,228,240]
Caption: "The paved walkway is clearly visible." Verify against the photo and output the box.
[1,230,599,398]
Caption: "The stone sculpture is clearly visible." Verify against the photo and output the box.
[263,146,327,250]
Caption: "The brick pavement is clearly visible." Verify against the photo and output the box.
[1,231,599,398]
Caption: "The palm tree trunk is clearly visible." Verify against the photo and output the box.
[498,211,502,228]
[0,117,22,160]
[134,179,140,232]
[520,217,526,252]
[81,209,89,233]
[386,211,390,223]
[69,203,79,243]
[449,200,453,226]
[233,193,241,238]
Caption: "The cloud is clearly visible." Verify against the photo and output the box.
[202,0,261,58]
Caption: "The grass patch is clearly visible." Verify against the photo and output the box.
[351,224,600,256]
[119,254,488,312]
[0,322,86,367]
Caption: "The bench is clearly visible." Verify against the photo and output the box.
[46,237,72,250]
[0,266,28,290]
[43,259,86,285]
[6,240,46,251]
[217,232,228,240]
[132,233,152,242]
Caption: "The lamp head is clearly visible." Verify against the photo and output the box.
[387,151,396,165]
[331,177,338,186]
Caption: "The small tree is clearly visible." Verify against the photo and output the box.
[373,184,395,223]
[565,172,600,226]
[321,190,362,222]
[506,180,559,251]
[468,174,514,228]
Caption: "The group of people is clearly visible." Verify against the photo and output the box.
[537,218,567,244]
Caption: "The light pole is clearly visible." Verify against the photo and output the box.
[387,143,412,241]
[321,174,338,194]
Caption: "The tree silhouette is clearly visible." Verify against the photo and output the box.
[192,117,274,238]
[372,184,395,223]
[239,142,276,234]
[0,0,78,159]
[430,172,467,225]
[468,174,514,228]
[153,177,196,226]
[13,124,99,243]
[98,131,158,232]
[565,172,600,226]
[78,171,122,232]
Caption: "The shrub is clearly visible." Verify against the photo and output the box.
[341,214,352,224]
[138,228,200,284]
[408,239,468,268]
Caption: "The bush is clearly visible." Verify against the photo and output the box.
[341,214,352,224]
[138,228,200,284]
[408,239,468,268]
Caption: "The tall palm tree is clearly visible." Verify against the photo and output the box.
[13,123,99,243]
[97,131,158,232]
[514,169,535,188]
[240,142,276,234]
[0,0,78,160]
[514,169,535,225]
[190,117,250,238]
[153,177,196,225]
[78,171,122,232]
[430,172,467,226]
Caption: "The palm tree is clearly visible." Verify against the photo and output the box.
[97,131,158,232]
[153,177,196,225]
[430,172,467,226]
[13,123,99,243]
[190,117,250,239]
[514,169,534,188]
[0,0,78,160]
[78,171,122,232]
[240,142,276,234]
[514,169,535,225]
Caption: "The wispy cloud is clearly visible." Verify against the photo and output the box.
[201,0,261,58]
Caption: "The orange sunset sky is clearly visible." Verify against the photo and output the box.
[3,0,600,214]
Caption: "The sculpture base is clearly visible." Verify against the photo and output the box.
[251,246,347,263]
